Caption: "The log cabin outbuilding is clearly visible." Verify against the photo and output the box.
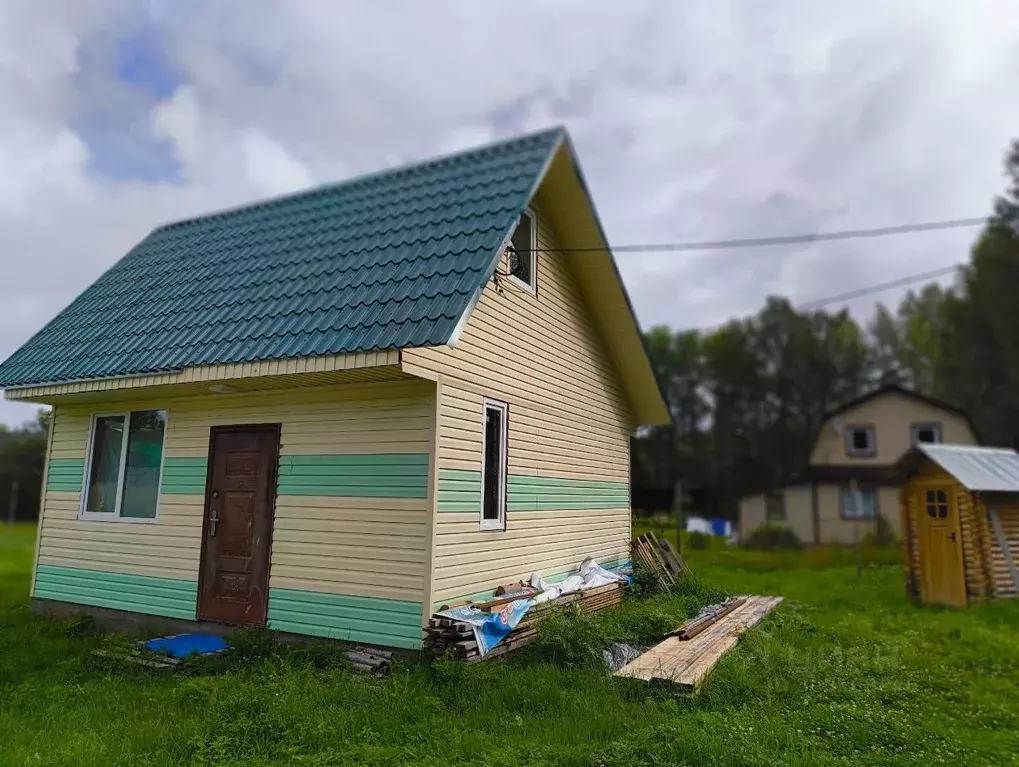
[897,443,1019,606]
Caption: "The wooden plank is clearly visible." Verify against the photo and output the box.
[988,506,1019,594]
[615,596,783,688]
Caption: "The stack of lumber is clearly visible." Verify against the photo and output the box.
[672,597,747,640]
[424,582,626,662]
[632,531,689,589]
[616,595,783,690]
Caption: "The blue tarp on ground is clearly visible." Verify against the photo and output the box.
[142,633,228,658]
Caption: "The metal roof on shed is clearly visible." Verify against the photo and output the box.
[917,444,1019,492]
[0,127,564,388]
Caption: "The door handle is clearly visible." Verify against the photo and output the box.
[950,532,956,542]
[209,509,220,537]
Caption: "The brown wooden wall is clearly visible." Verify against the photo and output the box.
[956,486,990,601]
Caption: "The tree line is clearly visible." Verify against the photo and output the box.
[633,140,1019,518]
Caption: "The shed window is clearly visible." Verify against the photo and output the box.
[82,410,167,520]
[765,491,785,522]
[480,400,508,531]
[925,489,949,519]
[911,422,942,445]
[507,210,536,292]
[845,426,876,458]
[841,486,878,519]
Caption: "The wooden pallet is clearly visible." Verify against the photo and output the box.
[615,595,783,689]
[632,532,675,590]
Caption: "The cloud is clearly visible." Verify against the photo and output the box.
[2,1,1019,424]
[241,128,313,195]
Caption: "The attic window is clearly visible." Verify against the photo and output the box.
[507,210,536,292]
[911,422,942,445]
[845,425,876,458]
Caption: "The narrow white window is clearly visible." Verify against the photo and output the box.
[507,209,536,293]
[81,410,168,521]
[480,400,508,531]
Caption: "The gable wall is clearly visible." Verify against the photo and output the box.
[32,379,435,648]
[402,199,634,608]
[811,392,976,466]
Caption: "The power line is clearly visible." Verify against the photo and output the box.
[693,262,963,332]
[796,264,961,311]
[528,215,986,254]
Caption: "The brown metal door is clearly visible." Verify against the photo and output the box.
[197,424,280,626]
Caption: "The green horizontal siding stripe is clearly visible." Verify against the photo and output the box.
[161,457,209,495]
[438,471,630,512]
[34,565,197,620]
[276,454,428,498]
[437,557,630,611]
[437,469,481,511]
[268,588,423,649]
[46,458,84,493]
[508,475,629,511]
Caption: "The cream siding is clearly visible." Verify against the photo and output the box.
[815,483,901,544]
[403,201,633,606]
[741,483,902,545]
[810,391,976,466]
[738,486,813,543]
[34,379,434,609]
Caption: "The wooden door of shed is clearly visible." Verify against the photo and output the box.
[197,424,280,626]
[916,484,966,607]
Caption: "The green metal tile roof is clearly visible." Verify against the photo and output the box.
[0,128,565,388]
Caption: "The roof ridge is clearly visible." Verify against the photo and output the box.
[153,125,566,234]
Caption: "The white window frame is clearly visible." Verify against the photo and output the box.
[78,409,169,523]
[479,399,508,532]
[506,208,537,295]
[841,487,878,520]
[845,425,876,458]
[911,422,942,445]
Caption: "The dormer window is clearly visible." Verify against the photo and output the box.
[845,425,876,458]
[507,209,536,293]
[911,422,942,445]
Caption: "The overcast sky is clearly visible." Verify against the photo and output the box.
[2,1,1018,426]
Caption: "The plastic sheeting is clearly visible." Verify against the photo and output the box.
[437,557,629,657]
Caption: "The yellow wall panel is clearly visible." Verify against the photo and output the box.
[404,203,633,604]
[35,379,435,606]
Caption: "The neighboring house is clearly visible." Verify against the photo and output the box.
[0,127,669,649]
[896,443,1019,606]
[739,385,978,545]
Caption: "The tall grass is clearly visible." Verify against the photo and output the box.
[1,524,1017,765]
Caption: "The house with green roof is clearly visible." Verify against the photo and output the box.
[0,127,669,649]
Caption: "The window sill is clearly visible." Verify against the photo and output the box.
[77,512,159,524]
[506,273,536,295]
[479,521,506,532]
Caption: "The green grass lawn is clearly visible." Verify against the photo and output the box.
[1,523,1018,766]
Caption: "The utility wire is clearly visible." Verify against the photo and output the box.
[525,216,986,254]
[795,264,961,311]
[694,263,963,332]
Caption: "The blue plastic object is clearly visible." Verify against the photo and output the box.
[142,633,228,658]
